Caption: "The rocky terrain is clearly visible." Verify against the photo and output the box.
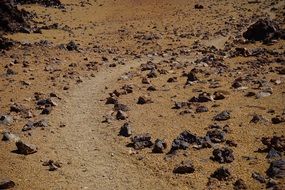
[0,0,284,189]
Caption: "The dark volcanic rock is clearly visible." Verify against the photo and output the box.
[271,116,285,124]
[213,91,226,100]
[36,98,57,107]
[186,72,198,84]
[173,160,195,174]
[66,41,78,51]
[233,179,247,190]
[0,115,13,125]
[0,179,15,189]
[170,131,197,153]
[15,140,37,155]
[0,37,14,50]
[262,136,285,152]
[147,69,158,78]
[213,111,230,121]
[243,19,280,41]
[22,119,48,131]
[211,167,231,181]
[194,136,212,149]
[105,96,118,104]
[267,159,285,179]
[196,105,208,113]
[131,134,153,150]
[2,131,20,141]
[152,139,167,153]
[15,0,63,8]
[167,77,177,83]
[266,148,281,159]
[0,0,30,33]
[114,103,130,112]
[189,92,213,103]
[206,129,226,143]
[42,160,62,171]
[119,123,132,137]
[252,172,266,183]
[194,4,204,9]
[147,85,156,91]
[116,110,128,120]
[212,147,235,163]
[41,106,52,114]
[137,95,153,104]
[250,114,267,123]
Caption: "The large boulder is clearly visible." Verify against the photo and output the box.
[243,19,279,41]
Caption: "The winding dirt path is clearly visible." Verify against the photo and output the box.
[47,61,176,190]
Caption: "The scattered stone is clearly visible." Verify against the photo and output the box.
[232,81,243,89]
[173,160,195,174]
[256,91,272,99]
[0,1,30,33]
[116,110,128,120]
[206,129,226,143]
[250,114,267,123]
[266,178,278,189]
[226,140,238,147]
[245,91,256,97]
[233,179,247,190]
[42,160,62,171]
[266,148,281,159]
[167,77,177,83]
[131,133,153,150]
[212,147,235,163]
[194,4,204,9]
[105,96,118,104]
[66,41,78,51]
[252,172,266,183]
[173,101,188,109]
[36,98,57,107]
[186,72,198,84]
[0,179,15,189]
[211,167,231,181]
[22,119,48,131]
[15,0,63,8]
[0,37,14,50]
[194,136,212,149]
[147,69,158,78]
[243,19,280,41]
[0,115,13,125]
[140,62,156,71]
[114,103,130,112]
[189,92,213,102]
[147,85,156,91]
[267,159,285,178]
[122,84,133,94]
[142,77,151,84]
[15,140,37,155]
[170,131,197,153]
[262,136,285,152]
[137,95,153,104]
[213,91,226,100]
[271,116,285,124]
[213,111,230,121]
[196,106,208,113]
[6,68,16,75]
[41,106,52,114]
[2,132,20,142]
[119,123,132,137]
[152,139,167,153]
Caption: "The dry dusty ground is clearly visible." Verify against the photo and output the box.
[0,0,285,189]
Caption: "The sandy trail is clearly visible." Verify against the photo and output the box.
[47,60,176,190]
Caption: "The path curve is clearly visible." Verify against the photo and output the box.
[48,61,175,190]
